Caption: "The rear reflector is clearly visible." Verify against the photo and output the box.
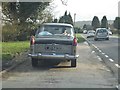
[30,36,35,45]
[73,37,77,46]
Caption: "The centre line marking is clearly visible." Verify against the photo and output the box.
[92,51,95,53]
[98,58,102,61]
[115,64,120,68]
[99,50,102,52]
[102,53,105,55]
[105,55,109,58]
[109,59,114,62]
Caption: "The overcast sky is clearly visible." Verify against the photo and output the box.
[52,0,119,21]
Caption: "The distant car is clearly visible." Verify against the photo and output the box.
[83,30,87,34]
[94,28,109,41]
[107,29,112,35]
[87,30,95,38]
[28,23,79,67]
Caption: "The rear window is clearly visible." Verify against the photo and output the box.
[35,25,73,37]
[97,29,108,33]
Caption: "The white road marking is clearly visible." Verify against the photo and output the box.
[99,50,102,52]
[105,55,109,58]
[98,57,102,61]
[84,41,88,45]
[97,56,100,58]
[97,48,99,50]
[97,56,102,61]
[91,51,95,53]
[102,53,105,55]
[92,44,97,48]
[115,64,120,68]
[109,59,114,62]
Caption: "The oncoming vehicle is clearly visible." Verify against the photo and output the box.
[87,30,95,38]
[94,28,109,41]
[28,23,79,67]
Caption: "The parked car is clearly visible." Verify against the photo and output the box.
[94,28,109,41]
[83,30,87,34]
[28,23,79,67]
[87,30,95,38]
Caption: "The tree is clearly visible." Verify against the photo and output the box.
[114,17,120,30]
[59,16,65,23]
[53,18,58,23]
[92,16,100,30]
[2,2,52,41]
[83,24,87,30]
[58,11,73,25]
[67,12,73,25]
[101,16,108,28]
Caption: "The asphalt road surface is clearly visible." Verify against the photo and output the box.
[2,42,117,88]
[81,34,119,82]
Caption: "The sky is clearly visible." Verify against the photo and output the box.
[51,0,119,21]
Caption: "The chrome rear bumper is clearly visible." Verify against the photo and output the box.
[28,53,79,59]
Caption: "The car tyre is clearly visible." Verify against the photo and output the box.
[94,38,97,41]
[71,59,76,67]
[106,38,109,40]
[32,58,38,67]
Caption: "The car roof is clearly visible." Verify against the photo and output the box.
[96,28,107,30]
[42,23,73,27]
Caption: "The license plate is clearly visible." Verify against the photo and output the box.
[45,44,61,51]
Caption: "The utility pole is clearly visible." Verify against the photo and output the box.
[74,13,76,27]
[118,1,120,17]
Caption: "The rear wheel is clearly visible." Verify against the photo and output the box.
[106,38,109,40]
[71,59,76,67]
[94,38,97,41]
[31,58,38,67]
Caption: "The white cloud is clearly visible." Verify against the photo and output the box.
[52,0,119,21]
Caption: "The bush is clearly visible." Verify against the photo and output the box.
[2,23,35,42]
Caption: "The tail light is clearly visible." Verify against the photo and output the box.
[30,36,35,45]
[73,37,77,46]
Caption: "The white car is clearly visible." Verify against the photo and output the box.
[87,30,95,38]
[83,30,87,34]
[94,28,109,41]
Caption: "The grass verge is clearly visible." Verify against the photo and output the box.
[2,41,29,61]
[76,33,85,43]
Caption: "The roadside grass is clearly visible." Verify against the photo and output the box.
[113,34,120,37]
[2,41,29,61]
[76,33,85,43]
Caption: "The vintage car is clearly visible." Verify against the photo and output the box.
[28,23,79,67]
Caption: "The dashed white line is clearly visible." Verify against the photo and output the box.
[99,50,102,52]
[105,55,109,58]
[115,64,120,68]
[98,57,102,61]
[109,59,114,62]
[102,52,105,55]
[91,51,95,53]
[97,56,102,61]
[97,48,99,50]
[92,44,99,49]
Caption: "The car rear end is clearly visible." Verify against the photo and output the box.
[28,23,79,67]
[94,28,109,41]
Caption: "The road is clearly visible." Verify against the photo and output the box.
[2,42,117,88]
[81,34,119,81]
